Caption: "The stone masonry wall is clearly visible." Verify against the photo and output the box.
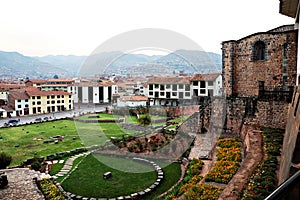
[222,30,297,97]
[225,97,289,135]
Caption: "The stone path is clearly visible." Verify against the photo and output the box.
[52,151,91,179]
[0,168,48,200]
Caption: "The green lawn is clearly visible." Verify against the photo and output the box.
[0,120,83,166]
[61,154,157,198]
[75,113,120,120]
[0,120,135,166]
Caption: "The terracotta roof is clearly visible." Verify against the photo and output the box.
[190,73,221,81]
[0,84,26,91]
[26,80,47,84]
[148,76,190,84]
[47,78,74,82]
[9,89,29,100]
[25,87,71,96]
[120,95,148,101]
[42,84,70,87]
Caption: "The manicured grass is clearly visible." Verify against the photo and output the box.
[0,120,135,166]
[61,154,157,198]
[49,157,69,176]
[0,120,83,166]
[144,162,182,200]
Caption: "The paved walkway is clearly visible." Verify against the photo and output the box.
[0,168,47,200]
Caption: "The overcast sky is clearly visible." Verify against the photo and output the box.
[0,0,295,56]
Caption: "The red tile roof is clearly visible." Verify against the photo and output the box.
[190,73,221,81]
[25,87,71,96]
[9,89,29,100]
[148,76,190,84]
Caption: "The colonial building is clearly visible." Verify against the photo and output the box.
[190,73,222,97]
[40,78,74,92]
[25,87,73,114]
[146,74,222,106]
[117,95,148,107]
[8,89,30,116]
[222,24,297,98]
[147,76,191,106]
[72,80,117,104]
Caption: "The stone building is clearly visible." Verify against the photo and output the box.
[222,24,297,98]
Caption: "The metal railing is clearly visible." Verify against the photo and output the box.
[265,169,300,200]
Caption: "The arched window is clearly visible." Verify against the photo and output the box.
[252,41,266,61]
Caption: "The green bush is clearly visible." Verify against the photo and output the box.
[0,152,12,169]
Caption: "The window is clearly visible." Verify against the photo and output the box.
[37,96,41,99]
[62,95,64,98]
[179,92,183,98]
[25,104,28,108]
[47,96,50,99]
[166,84,171,89]
[57,100,61,104]
[154,84,159,89]
[62,100,64,103]
[172,92,177,97]
[32,96,35,100]
[179,84,183,89]
[69,95,72,98]
[32,102,35,105]
[51,95,55,99]
[172,84,177,91]
[37,101,41,105]
[47,101,50,104]
[185,84,190,91]
[57,95,60,98]
[193,81,198,86]
[185,92,190,97]
[208,81,214,86]
[18,105,21,108]
[253,41,266,61]
[149,91,153,96]
[200,89,206,94]
[51,100,55,104]
[160,85,165,90]
[69,100,72,103]
[160,92,165,96]
[25,99,28,102]
[200,81,205,88]
[149,84,153,90]
[17,100,21,102]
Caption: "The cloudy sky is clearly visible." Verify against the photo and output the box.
[0,0,295,56]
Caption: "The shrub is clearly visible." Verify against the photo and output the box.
[0,152,12,169]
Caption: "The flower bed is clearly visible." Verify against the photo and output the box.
[37,178,65,200]
[242,128,284,199]
[205,138,242,184]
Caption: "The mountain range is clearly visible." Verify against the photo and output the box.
[0,50,221,79]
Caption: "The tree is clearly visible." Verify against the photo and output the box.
[0,152,12,169]
[138,114,151,126]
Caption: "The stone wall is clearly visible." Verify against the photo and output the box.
[225,97,289,135]
[222,28,297,97]
[256,100,289,129]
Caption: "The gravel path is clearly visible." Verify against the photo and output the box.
[0,168,45,200]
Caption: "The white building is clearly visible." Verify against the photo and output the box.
[73,80,118,104]
[117,95,148,107]
[9,89,30,116]
[190,73,222,97]
[147,76,192,106]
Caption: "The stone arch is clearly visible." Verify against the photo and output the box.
[252,40,266,61]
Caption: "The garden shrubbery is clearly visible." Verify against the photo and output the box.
[0,152,12,169]
[242,128,284,199]
[37,179,65,200]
